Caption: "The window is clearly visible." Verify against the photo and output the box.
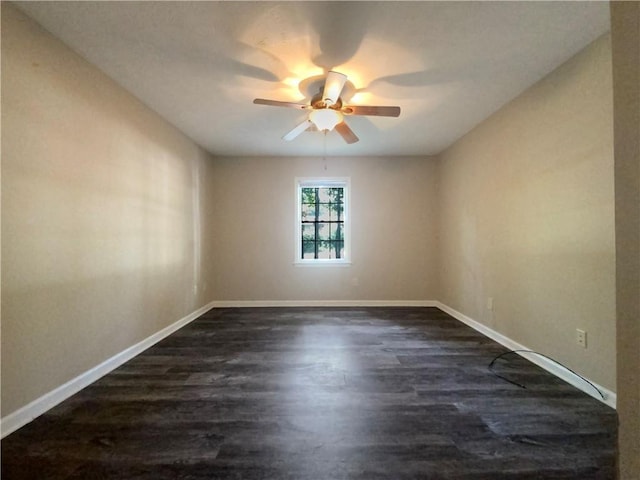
[295,178,350,265]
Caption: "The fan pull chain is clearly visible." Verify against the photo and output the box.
[323,130,328,171]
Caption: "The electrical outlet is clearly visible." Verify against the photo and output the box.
[487,297,494,311]
[576,329,587,348]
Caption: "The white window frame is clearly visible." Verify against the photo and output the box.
[294,177,351,267]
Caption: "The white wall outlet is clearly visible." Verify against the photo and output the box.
[576,329,587,348]
[487,297,494,311]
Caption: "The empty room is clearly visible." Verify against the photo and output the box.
[1,1,638,479]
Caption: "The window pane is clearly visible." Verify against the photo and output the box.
[301,188,316,204]
[317,223,330,240]
[318,204,331,221]
[317,187,332,203]
[302,241,316,259]
[302,224,315,241]
[330,223,344,240]
[334,241,344,258]
[330,204,344,221]
[330,188,343,203]
[317,241,331,259]
[301,203,316,221]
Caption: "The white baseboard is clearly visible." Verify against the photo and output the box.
[209,300,438,308]
[0,300,434,437]
[0,300,218,439]
[2,299,615,438]
[434,302,617,409]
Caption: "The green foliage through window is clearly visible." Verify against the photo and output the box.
[300,187,344,259]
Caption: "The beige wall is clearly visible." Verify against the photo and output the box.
[436,34,616,390]
[208,155,438,302]
[1,4,216,416]
[611,2,640,477]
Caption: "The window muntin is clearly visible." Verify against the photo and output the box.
[296,178,350,265]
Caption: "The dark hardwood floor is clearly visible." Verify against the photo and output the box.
[1,307,617,479]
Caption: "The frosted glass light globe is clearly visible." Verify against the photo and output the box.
[309,108,343,131]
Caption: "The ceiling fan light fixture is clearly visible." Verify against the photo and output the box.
[309,108,343,131]
[253,70,400,144]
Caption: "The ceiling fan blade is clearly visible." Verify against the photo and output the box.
[341,105,401,117]
[283,119,313,141]
[334,121,359,144]
[322,71,348,106]
[253,98,311,110]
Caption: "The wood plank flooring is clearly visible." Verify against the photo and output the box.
[1,307,617,479]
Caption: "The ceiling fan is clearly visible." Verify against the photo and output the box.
[253,71,401,144]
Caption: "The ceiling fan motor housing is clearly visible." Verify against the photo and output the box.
[311,92,343,110]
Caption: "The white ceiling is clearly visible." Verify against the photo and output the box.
[16,1,610,157]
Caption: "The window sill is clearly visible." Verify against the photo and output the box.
[294,260,352,267]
